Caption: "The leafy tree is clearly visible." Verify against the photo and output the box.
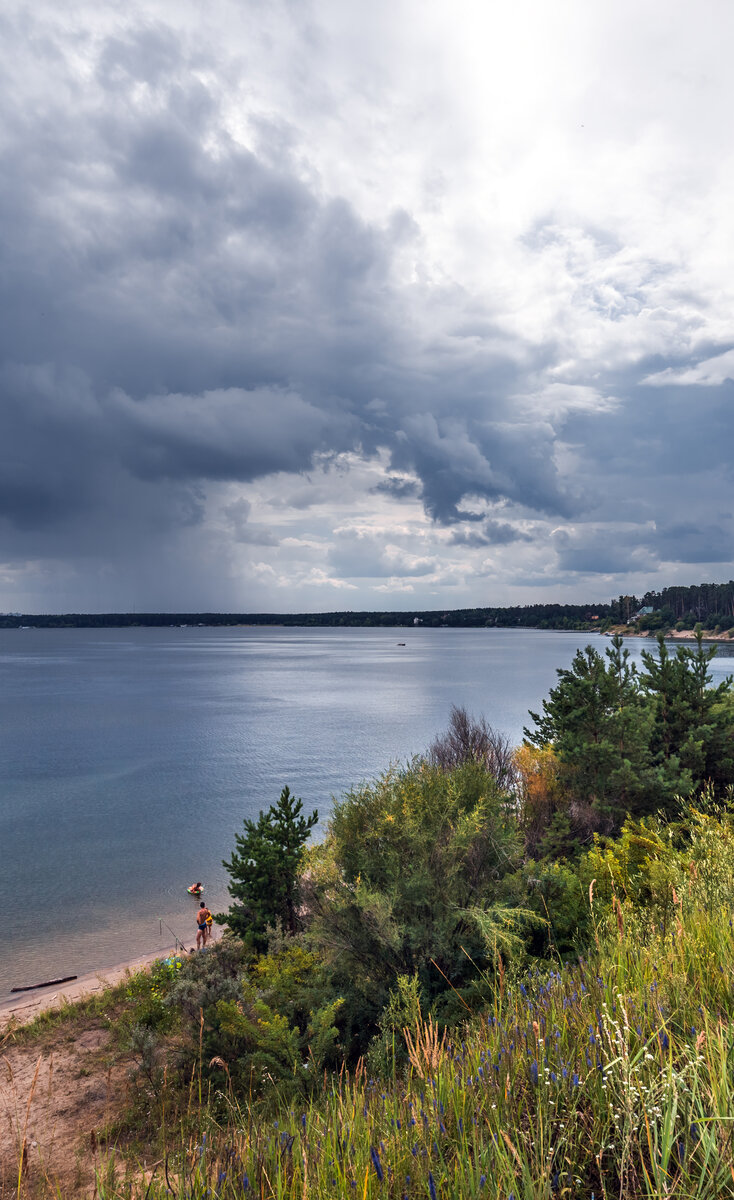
[219,786,318,950]
[501,858,589,957]
[513,743,568,856]
[305,758,527,1045]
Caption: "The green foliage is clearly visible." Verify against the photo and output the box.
[209,939,344,1101]
[640,630,734,800]
[219,785,318,950]
[92,673,734,1192]
[526,634,656,824]
[579,791,734,947]
[101,844,734,1199]
[503,858,590,957]
[307,758,523,1047]
[525,631,734,828]
[366,972,424,1076]
[459,902,543,963]
[164,938,246,1022]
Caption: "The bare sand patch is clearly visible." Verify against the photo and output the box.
[0,945,197,1197]
[0,1019,130,1198]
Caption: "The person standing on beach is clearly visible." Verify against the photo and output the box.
[196,901,212,948]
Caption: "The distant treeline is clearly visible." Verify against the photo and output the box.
[0,604,608,630]
[2,579,733,630]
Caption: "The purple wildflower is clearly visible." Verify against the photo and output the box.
[370,1147,383,1182]
[428,1171,438,1200]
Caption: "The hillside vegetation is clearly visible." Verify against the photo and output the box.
[97,852,734,1199]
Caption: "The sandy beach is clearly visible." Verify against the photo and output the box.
[602,626,734,642]
[0,945,180,1027]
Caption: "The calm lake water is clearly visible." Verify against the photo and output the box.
[2,626,733,997]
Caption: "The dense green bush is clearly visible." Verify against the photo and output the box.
[304,757,527,1046]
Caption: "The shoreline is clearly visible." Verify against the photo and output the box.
[603,626,734,642]
[0,944,182,1027]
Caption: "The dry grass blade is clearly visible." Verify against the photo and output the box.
[403,1016,447,1080]
[16,1054,42,1198]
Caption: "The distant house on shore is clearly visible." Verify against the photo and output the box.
[633,606,654,620]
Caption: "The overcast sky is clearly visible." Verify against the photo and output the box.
[1,0,733,613]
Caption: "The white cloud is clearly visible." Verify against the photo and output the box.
[644,348,734,388]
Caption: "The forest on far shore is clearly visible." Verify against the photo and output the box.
[3,576,734,632]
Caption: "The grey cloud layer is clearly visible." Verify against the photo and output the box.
[1,2,732,605]
[0,12,582,541]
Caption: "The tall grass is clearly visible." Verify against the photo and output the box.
[97,898,734,1200]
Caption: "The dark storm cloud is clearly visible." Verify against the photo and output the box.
[653,522,734,564]
[549,514,734,578]
[372,476,421,500]
[559,372,734,484]
[110,386,347,483]
[223,498,279,546]
[0,8,589,571]
[551,527,659,576]
[395,413,582,525]
[449,520,533,548]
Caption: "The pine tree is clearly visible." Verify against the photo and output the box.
[220,786,318,950]
[524,636,653,825]
[640,629,733,808]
